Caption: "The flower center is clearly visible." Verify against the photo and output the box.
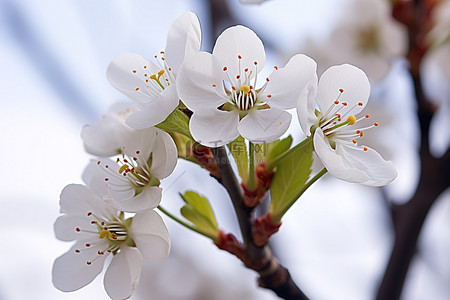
[215,55,271,114]
[132,51,175,101]
[74,212,135,265]
[316,88,379,151]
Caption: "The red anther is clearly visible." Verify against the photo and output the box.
[97,161,100,165]
[358,102,363,106]
[254,61,258,65]
[249,85,253,89]
[136,150,140,154]
[107,250,112,253]
[360,132,364,137]
[123,159,128,163]
[145,79,149,82]
[112,236,117,240]
[105,165,108,168]
[144,74,148,77]
[232,86,236,91]
[342,102,348,106]
[135,88,139,91]
[365,114,370,118]
[76,228,81,232]
[333,122,337,125]
[75,249,80,253]
[144,66,147,69]
[132,70,136,73]
[236,75,240,79]
[104,178,109,181]
[334,100,339,105]
[266,78,270,82]
[374,122,379,126]
[91,221,96,224]
[339,88,344,93]
[364,147,368,151]
[85,243,91,247]
[356,130,361,134]
[267,94,272,98]
[133,157,137,161]
[86,261,92,265]
[238,55,242,59]
[103,227,107,230]
[352,139,357,144]
[212,84,216,87]
[244,68,248,72]
[87,212,92,216]
[101,222,105,225]
[223,66,227,71]
[274,66,279,70]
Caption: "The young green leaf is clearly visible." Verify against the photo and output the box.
[180,191,218,239]
[156,108,192,138]
[270,137,313,222]
[227,136,249,181]
[266,135,293,166]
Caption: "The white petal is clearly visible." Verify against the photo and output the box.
[131,210,171,264]
[150,129,178,179]
[313,129,369,183]
[238,108,291,143]
[59,184,117,217]
[106,53,160,105]
[189,110,240,147]
[297,83,318,136]
[125,85,179,130]
[108,186,162,213]
[104,247,143,300]
[176,52,228,111]
[263,54,317,110]
[212,25,266,80]
[52,240,108,292]
[54,215,95,242]
[336,142,398,186]
[81,102,135,156]
[165,11,201,75]
[317,64,370,116]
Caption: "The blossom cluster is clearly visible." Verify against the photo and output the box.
[53,11,397,299]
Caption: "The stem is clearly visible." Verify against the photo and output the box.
[247,142,257,191]
[157,205,218,241]
[272,168,327,223]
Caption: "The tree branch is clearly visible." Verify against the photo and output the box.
[212,146,309,300]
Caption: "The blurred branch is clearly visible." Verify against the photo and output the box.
[377,1,450,299]
[212,146,309,300]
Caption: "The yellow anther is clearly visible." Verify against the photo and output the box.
[347,115,356,125]
[240,85,250,94]
[99,229,109,239]
[119,165,128,174]
[157,70,165,78]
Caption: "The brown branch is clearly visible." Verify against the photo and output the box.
[377,1,450,299]
[212,146,309,300]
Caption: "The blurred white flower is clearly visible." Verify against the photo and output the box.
[106,11,201,130]
[52,184,170,300]
[303,0,407,82]
[239,0,269,4]
[177,25,317,147]
[83,127,178,212]
[297,64,397,186]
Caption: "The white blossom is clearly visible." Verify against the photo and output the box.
[177,25,317,147]
[297,64,397,186]
[106,11,201,129]
[52,184,170,300]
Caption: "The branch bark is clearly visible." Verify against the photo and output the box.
[212,146,309,300]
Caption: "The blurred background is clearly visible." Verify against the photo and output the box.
[0,0,449,299]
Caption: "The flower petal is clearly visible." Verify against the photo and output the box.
[131,210,171,264]
[164,11,201,75]
[212,25,265,80]
[316,64,370,116]
[296,83,318,136]
[150,129,178,179]
[52,240,108,292]
[104,247,143,300]
[189,110,240,147]
[106,53,160,106]
[238,108,291,143]
[54,215,95,242]
[313,129,369,184]
[106,186,162,213]
[81,102,135,156]
[336,142,398,186]
[176,51,228,111]
[263,54,317,110]
[125,85,179,130]
[59,184,117,217]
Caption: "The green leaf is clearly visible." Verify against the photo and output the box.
[227,136,249,181]
[156,108,192,138]
[180,191,218,238]
[270,137,313,221]
[266,135,293,165]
